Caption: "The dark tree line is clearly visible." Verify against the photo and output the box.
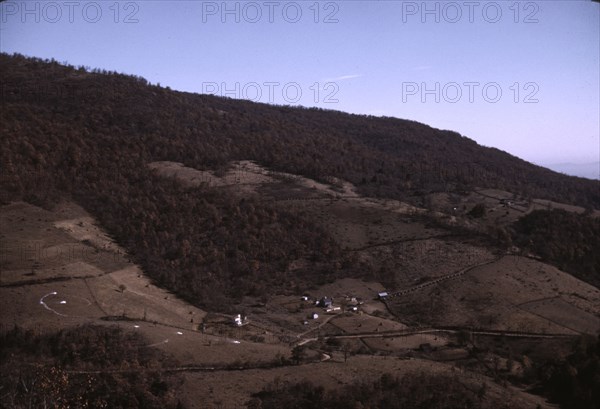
[511,209,600,287]
[249,372,509,409]
[526,334,600,409]
[0,325,184,408]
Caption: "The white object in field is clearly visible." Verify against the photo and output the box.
[39,291,67,317]
[234,314,246,326]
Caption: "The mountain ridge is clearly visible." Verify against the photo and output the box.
[1,52,598,209]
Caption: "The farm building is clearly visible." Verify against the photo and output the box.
[318,297,333,308]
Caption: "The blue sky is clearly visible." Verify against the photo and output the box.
[1,0,599,168]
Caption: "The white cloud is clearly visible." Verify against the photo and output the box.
[323,74,362,82]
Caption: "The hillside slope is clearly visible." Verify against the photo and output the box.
[1,53,599,308]
[2,54,599,408]
[1,53,598,209]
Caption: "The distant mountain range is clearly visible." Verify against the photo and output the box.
[543,162,600,180]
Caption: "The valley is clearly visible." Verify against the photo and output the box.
[2,162,598,408]
[1,54,599,409]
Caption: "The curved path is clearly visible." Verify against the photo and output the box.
[386,256,502,298]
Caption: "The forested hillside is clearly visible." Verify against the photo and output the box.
[511,209,600,287]
[1,53,599,308]
[2,53,598,208]
[0,325,183,408]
